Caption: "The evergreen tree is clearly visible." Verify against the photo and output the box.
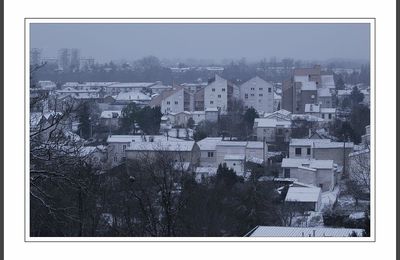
[78,102,91,139]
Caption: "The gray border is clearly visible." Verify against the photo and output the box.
[24,18,376,242]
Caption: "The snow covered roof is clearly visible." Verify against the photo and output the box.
[320,108,336,114]
[126,141,195,152]
[294,76,317,91]
[196,137,223,150]
[285,187,321,202]
[246,141,263,149]
[115,91,151,101]
[217,141,248,147]
[349,149,370,157]
[274,92,282,100]
[192,111,205,115]
[282,158,334,169]
[246,156,264,164]
[246,226,364,237]
[289,138,331,146]
[195,167,218,175]
[313,142,354,149]
[224,154,246,161]
[318,88,332,97]
[291,114,324,122]
[205,107,219,112]
[100,110,122,119]
[107,82,156,88]
[107,135,183,143]
[254,118,292,128]
[305,104,320,113]
[320,75,335,88]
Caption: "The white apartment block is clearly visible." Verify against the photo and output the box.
[240,76,274,114]
[204,75,239,114]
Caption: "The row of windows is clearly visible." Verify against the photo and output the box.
[211,88,226,92]
[166,101,179,105]
[295,147,311,156]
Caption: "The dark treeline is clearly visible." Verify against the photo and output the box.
[34,55,370,86]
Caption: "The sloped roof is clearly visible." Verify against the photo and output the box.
[305,104,321,113]
[115,91,151,101]
[224,154,246,161]
[282,158,334,169]
[245,226,364,237]
[100,110,122,119]
[255,118,292,128]
[126,141,195,152]
[285,186,321,202]
[149,86,184,107]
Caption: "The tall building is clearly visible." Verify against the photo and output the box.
[57,48,71,71]
[57,48,81,71]
[282,65,335,113]
[204,74,239,114]
[70,48,80,71]
[239,76,274,114]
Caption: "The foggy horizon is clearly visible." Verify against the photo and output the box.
[30,23,370,64]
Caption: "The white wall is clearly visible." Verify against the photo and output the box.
[161,88,184,114]
[204,75,228,113]
[240,76,274,113]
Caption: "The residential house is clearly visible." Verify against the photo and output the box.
[281,158,337,191]
[125,140,201,170]
[253,118,292,143]
[106,135,183,168]
[99,110,122,131]
[289,138,353,173]
[285,185,322,212]
[224,154,246,177]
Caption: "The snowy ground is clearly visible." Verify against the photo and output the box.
[321,185,340,211]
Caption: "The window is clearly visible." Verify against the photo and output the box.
[259,88,263,91]
[251,87,255,91]
[114,156,118,162]
[251,94,254,97]
[284,168,290,178]
[218,95,221,98]
[167,101,170,105]
[295,147,302,156]
[212,88,215,92]
[175,101,178,105]
[210,101,214,104]
[329,114,332,119]
[307,148,311,155]
[245,94,248,99]
[268,88,272,93]
[233,163,236,166]
[207,152,214,158]
[222,88,226,92]
[122,145,126,152]
[259,93,263,96]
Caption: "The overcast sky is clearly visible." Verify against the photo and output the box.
[30,23,370,63]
